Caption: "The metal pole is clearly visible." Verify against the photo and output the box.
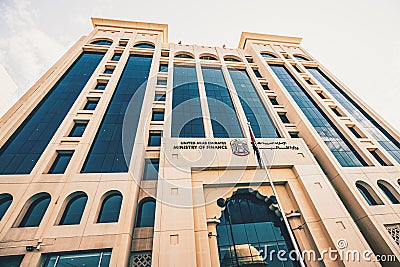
[248,123,305,267]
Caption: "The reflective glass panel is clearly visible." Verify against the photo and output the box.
[59,194,87,225]
[48,151,73,174]
[142,158,159,180]
[44,251,111,267]
[19,194,51,227]
[135,199,156,227]
[0,194,12,221]
[97,193,122,223]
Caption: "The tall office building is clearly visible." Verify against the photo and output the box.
[0,18,399,267]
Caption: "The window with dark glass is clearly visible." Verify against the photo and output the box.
[84,99,99,110]
[253,69,262,78]
[377,181,400,204]
[292,65,303,73]
[261,52,277,58]
[370,150,390,166]
[294,55,309,61]
[270,65,367,167]
[316,92,326,99]
[97,192,123,223]
[44,251,111,267]
[111,53,122,61]
[228,68,279,138]
[348,126,363,138]
[261,83,270,90]
[0,194,13,221]
[307,67,400,163]
[91,40,112,46]
[356,182,382,206]
[135,198,156,227]
[157,79,167,86]
[289,132,300,138]
[0,255,24,267]
[19,193,51,227]
[269,97,279,105]
[200,55,218,60]
[142,158,159,180]
[246,56,254,63]
[159,64,168,72]
[155,93,166,101]
[59,193,88,225]
[134,43,155,49]
[279,114,290,124]
[119,40,128,47]
[175,53,194,59]
[82,54,153,173]
[201,67,243,138]
[171,66,205,137]
[305,79,314,85]
[151,110,164,121]
[0,52,104,175]
[48,151,73,174]
[95,82,107,90]
[68,121,88,137]
[104,68,114,75]
[217,192,299,267]
[224,57,240,62]
[331,108,343,117]
[148,131,162,147]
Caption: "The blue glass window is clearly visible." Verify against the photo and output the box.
[142,158,159,180]
[104,68,114,75]
[44,251,111,267]
[148,131,162,147]
[82,54,153,173]
[155,93,166,101]
[19,193,51,227]
[0,52,104,175]
[152,110,164,121]
[279,114,290,124]
[48,151,73,174]
[261,52,277,58]
[370,150,389,166]
[201,67,243,138]
[135,198,156,227]
[270,65,367,167]
[95,82,107,90]
[134,43,155,49]
[292,65,303,73]
[217,192,298,267]
[84,99,99,110]
[157,79,167,86]
[59,193,87,225]
[356,182,381,206]
[348,127,362,138]
[97,192,123,223]
[0,255,24,266]
[111,53,122,61]
[0,194,13,221]
[228,68,279,138]
[253,69,262,78]
[68,122,88,137]
[91,40,112,46]
[159,64,168,72]
[307,67,400,163]
[294,55,309,61]
[171,66,205,137]
[269,97,279,105]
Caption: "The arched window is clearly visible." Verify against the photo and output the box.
[175,53,194,59]
[135,198,156,227]
[134,43,155,49]
[200,55,218,61]
[0,194,13,221]
[224,56,241,62]
[261,52,277,58]
[377,180,400,204]
[59,192,88,225]
[293,55,309,61]
[19,193,51,227]
[90,40,113,46]
[217,191,299,266]
[97,192,123,223]
[356,181,382,206]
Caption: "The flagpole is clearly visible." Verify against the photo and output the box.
[247,123,305,267]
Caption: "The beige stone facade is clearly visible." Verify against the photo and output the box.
[0,18,399,267]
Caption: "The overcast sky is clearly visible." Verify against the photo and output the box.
[0,0,399,130]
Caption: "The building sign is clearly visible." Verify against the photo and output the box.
[173,141,228,150]
[257,141,299,151]
[230,139,250,156]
